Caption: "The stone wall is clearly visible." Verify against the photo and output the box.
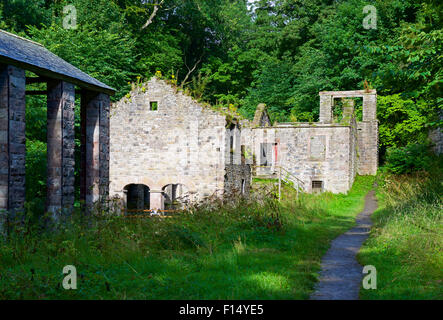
[110,78,230,207]
[319,90,378,176]
[224,164,252,196]
[249,124,355,194]
[357,121,378,175]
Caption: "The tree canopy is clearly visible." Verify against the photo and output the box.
[1,0,441,180]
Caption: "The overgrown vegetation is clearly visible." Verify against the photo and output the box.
[0,0,440,213]
[384,143,437,174]
[0,176,374,299]
[0,0,441,300]
[358,168,442,299]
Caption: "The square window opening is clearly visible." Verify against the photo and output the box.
[312,180,323,193]
[150,101,158,111]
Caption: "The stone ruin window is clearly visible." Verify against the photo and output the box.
[227,123,236,165]
[162,184,189,210]
[241,179,246,195]
[332,97,363,122]
[259,143,277,174]
[150,101,158,111]
[312,180,323,193]
[124,184,150,212]
[241,145,246,165]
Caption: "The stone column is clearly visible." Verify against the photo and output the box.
[0,65,26,222]
[47,81,75,217]
[319,94,333,123]
[99,94,110,206]
[81,91,110,211]
[150,191,164,210]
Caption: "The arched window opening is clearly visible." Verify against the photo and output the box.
[124,184,150,211]
[162,184,189,210]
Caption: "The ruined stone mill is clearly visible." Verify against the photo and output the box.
[0,29,378,218]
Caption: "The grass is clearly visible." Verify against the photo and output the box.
[0,176,374,300]
[358,170,443,299]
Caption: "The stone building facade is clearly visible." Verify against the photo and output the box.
[110,78,378,210]
[109,78,251,210]
[241,90,378,193]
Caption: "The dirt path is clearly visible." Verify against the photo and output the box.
[310,190,378,300]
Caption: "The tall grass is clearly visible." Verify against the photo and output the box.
[358,170,443,299]
[0,176,374,299]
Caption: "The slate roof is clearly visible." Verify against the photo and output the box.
[0,29,115,95]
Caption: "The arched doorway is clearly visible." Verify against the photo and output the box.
[124,184,150,211]
[162,184,189,210]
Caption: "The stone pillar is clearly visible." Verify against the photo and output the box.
[150,191,164,210]
[319,94,333,123]
[342,99,355,119]
[81,91,110,210]
[47,81,75,217]
[358,93,378,175]
[0,65,26,222]
[362,94,377,121]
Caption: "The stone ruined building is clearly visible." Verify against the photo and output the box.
[0,30,114,227]
[110,77,378,210]
[243,90,378,193]
[110,78,251,211]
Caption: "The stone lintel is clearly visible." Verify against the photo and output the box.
[319,90,376,97]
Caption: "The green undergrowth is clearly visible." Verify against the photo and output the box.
[0,176,374,299]
[358,169,443,300]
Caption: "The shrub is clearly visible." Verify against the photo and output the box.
[385,143,433,174]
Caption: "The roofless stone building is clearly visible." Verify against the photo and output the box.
[0,30,114,221]
[244,90,378,193]
[110,78,251,211]
[110,78,378,210]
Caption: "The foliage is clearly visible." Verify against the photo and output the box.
[358,170,443,299]
[384,143,434,174]
[377,94,428,153]
[0,176,374,299]
[26,23,137,100]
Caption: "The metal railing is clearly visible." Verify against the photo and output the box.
[253,165,305,200]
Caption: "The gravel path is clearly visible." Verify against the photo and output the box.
[310,190,378,300]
